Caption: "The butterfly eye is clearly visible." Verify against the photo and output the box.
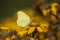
[17,11,31,27]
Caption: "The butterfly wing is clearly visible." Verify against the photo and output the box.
[17,11,31,27]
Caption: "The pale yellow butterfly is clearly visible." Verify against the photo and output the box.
[17,11,31,27]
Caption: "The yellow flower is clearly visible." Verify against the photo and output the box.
[28,27,36,34]
[51,3,59,16]
[28,21,49,34]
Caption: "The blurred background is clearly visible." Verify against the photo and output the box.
[0,0,32,22]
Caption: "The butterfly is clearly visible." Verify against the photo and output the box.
[17,11,31,27]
